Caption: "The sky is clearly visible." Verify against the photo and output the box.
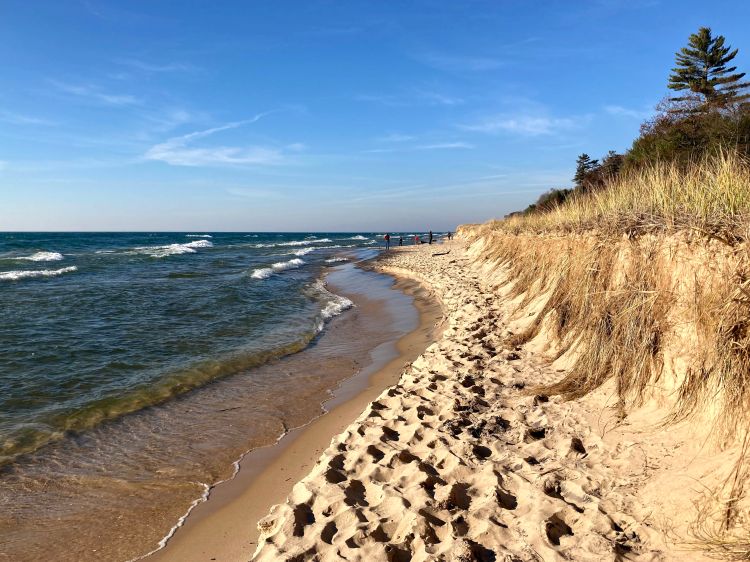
[2,1,750,231]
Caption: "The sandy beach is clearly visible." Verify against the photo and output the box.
[147,270,443,562]
[245,239,734,561]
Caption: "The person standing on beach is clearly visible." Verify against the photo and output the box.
[384,233,390,250]
[429,230,433,244]
[414,234,420,245]
[399,236,403,246]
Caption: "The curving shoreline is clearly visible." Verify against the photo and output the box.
[146,263,443,561]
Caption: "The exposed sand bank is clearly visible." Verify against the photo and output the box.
[251,241,732,561]
[147,269,442,562]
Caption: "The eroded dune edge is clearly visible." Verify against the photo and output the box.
[253,233,742,561]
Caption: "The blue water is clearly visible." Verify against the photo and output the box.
[0,232,405,466]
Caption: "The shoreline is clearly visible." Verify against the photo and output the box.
[147,263,443,561]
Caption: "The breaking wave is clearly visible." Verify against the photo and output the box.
[0,266,78,281]
[132,240,214,258]
[251,258,305,280]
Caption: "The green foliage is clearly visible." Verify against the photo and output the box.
[574,154,600,188]
[626,100,750,169]
[509,188,573,217]
[669,27,750,109]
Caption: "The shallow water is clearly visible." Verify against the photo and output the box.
[0,233,421,561]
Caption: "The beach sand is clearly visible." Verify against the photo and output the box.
[147,271,443,562]
[248,241,719,561]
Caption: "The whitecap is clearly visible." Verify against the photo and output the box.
[18,251,64,262]
[293,247,316,256]
[251,258,305,279]
[0,266,77,281]
[325,257,349,263]
[132,240,213,258]
[276,238,332,247]
[250,267,273,280]
[311,279,354,331]
[185,234,212,238]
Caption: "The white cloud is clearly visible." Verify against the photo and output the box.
[461,114,581,136]
[363,141,473,154]
[604,104,650,119]
[376,133,416,143]
[356,89,463,107]
[51,80,139,106]
[416,142,473,150]
[416,90,464,106]
[0,110,57,126]
[144,113,285,167]
[117,58,195,73]
[414,52,504,72]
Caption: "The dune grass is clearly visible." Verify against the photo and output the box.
[492,151,750,240]
[461,152,750,559]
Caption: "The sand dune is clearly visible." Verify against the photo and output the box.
[253,242,710,561]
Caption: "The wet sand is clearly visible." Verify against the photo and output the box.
[148,265,442,561]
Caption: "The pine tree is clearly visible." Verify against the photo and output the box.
[573,153,599,187]
[600,150,623,179]
[668,27,750,109]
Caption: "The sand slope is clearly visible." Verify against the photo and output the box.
[252,243,698,561]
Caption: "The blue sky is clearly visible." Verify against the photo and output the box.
[2,1,749,231]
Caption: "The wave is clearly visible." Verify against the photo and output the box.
[17,251,65,262]
[132,240,213,258]
[251,258,305,280]
[325,257,349,263]
[185,234,212,238]
[342,235,367,240]
[312,280,354,331]
[293,247,316,257]
[0,266,77,281]
[277,238,332,247]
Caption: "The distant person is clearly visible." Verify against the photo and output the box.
[447,232,452,240]
[414,235,420,245]
[384,233,390,250]
[399,236,403,246]
[428,230,433,244]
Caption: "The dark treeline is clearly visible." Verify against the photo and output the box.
[510,27,750,218]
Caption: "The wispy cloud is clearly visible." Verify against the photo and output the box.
[461,114,582,136]
[50,80,140,106]
[356,89,463,107]
[117,58,196,73]
[416,90,464,106]
[364,141,473,154]
[416,142,473,150]
[414,52,504,72]
[376,133,416,143]
[604,104,650,120]
[144,113,285,167]
[0,110,57,126]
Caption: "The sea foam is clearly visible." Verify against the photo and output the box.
[18,251,64,262]
[0,266,77,281]
[185,234,212,238]
[134,240,213,258]
[251,258,305,279]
